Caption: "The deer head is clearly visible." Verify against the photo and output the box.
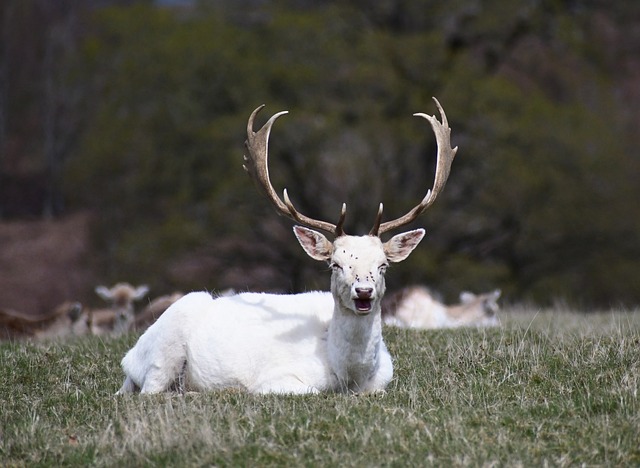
[95,283,150,334]
[243,98,457,315]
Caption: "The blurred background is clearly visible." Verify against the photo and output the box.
[1,0,639,314]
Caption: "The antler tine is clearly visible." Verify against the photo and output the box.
[369,203,384,236]
[334,203,347,236]
[375,97,458,236]
[243,105,289,214]
[244,105,343,236]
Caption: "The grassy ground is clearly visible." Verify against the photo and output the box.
[1,307,639,466]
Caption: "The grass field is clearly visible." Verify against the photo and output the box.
[2,308,639,466]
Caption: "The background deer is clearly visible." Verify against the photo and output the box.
[0,301,89,341]
[91,283,149,336]
[383,286,501,329]
[0,283,149,340]
[133,292,184,332]
[117,98,457,395]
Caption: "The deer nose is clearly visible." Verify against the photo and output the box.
[355,287,373,299]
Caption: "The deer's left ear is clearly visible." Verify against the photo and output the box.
[293,226,333,261]
[383,229,425,263]
[133,285,150,301]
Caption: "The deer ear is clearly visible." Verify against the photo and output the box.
[293,226,333,261]
[133,285,150,301]
[95,285,113,301]
[383,229,425,263]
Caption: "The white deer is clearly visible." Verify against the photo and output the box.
[383,286,501,329]
[116,98,457,395]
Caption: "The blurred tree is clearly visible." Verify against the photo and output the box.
[1,0,630,307]
[0,0,93,218]
[0,3,9,202]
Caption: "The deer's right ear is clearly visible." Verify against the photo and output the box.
[293,226,333,261]
[133,285,150,301]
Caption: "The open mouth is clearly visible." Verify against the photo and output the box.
[354,298,372,314]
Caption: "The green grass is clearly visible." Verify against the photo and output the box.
[2,308,639,466]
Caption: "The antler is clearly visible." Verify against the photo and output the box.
[370,97,458,236]
[244,105,347,236]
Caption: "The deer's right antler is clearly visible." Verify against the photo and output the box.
[244,105,347,236]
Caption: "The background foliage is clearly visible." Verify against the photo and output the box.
[1,0,639,307]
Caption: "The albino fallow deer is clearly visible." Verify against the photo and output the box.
[117,98,458,395]
[383,286,501,329]
[134,290,237,333]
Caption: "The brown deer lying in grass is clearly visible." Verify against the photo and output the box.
[0,283,152,340]
[0,301,90,341]
[382,286,501,329]
[134,292,184,332]
[117,98,458,395]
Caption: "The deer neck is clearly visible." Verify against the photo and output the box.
[327,298,383,392]
[112,305,135,335]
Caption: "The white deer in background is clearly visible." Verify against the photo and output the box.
[117,98,458,395]
[383,286,501,329]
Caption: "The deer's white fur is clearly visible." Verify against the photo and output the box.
[133,292,184,332]
[117,227,424,394]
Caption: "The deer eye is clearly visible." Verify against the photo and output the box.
[379,263,389,273]
[330,262,343,271]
